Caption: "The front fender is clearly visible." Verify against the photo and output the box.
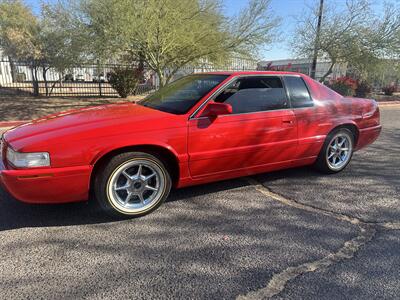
[90,139,185,166]
[88,126,188,166]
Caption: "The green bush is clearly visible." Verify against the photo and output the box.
[382,85,396,96]
[355,81,372,98]
[327,77,357,96]
[109,67,141,98]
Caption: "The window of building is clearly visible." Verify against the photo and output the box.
[214,76,288,114]
[283,76,313,108]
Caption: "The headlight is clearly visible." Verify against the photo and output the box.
[6,147,50,168]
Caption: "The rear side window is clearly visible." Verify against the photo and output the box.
[284,76,313,108]
[214,76,288,114]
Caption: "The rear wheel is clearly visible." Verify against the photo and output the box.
[94,152,172,218]
[314,128,354,174]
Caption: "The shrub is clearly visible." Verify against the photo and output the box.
[355,80,372,98]
[327,77,357,96]
[382,85,396,96]
[108,67,142,98]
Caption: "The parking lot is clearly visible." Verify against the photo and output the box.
[0,107,399,299]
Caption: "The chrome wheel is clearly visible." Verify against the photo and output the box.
[107,159,165,214]
[326,132,353,171]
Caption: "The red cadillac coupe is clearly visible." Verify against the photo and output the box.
[0,72,381,217]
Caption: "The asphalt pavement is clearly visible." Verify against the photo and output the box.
[256,107,400,223]
[0,107,399,299]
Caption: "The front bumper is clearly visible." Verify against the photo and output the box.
[0,159,92,204]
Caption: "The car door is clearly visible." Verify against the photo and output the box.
[188,75,298,178]
[283,75,328,160]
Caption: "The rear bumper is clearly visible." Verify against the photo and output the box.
[0,161,92,204]
[355,125,382,151]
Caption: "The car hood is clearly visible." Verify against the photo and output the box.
[4,102,181,150]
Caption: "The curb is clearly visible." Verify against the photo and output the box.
[0,120,30,128]
[378,101,400,106]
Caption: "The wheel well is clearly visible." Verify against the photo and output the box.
[90,145,180,192]
[332,124,359,144]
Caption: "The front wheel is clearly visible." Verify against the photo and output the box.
[94,152,172,218]
[314,128,354,174]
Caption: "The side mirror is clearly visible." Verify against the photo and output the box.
[201,101,232,118]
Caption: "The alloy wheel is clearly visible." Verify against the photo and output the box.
[107,159,165,214]
[326,132,353,171]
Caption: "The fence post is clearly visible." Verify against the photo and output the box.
[97,59,102,97]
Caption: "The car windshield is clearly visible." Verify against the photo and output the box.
[138,74,228,114]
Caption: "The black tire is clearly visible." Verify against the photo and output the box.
[314,128,354,174]
[94,152,172,218]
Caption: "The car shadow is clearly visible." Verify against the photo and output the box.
[4,153,392,232]
[0,178,251,232]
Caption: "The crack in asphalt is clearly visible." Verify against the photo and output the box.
[238,178,399,300]
[379,222,400,230]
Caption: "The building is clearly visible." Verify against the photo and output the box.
[257,58,347,82]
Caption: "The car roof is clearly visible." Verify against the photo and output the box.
[198,71,304,76]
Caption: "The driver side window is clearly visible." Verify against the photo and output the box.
[214,76,288,114]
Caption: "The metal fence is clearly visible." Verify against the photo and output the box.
[0,60,158,97]
[0,58,259,97]
[2,58,397,97]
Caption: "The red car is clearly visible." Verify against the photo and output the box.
[0,72,381,217]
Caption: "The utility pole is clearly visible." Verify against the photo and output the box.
[310,0,324,79]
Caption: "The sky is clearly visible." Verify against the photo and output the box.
[222,0,397,60]
[24,0,397,61]
[223,0,306,60]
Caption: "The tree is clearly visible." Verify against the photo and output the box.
[367,58,400,88]
[0,0,42,60]
[75,0,279,87]
[40,1,89,94]
[0,0,43,94]
[293,0,400,82]
[0,0,87,95]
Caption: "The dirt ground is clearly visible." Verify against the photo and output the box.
[0,95,145,121]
